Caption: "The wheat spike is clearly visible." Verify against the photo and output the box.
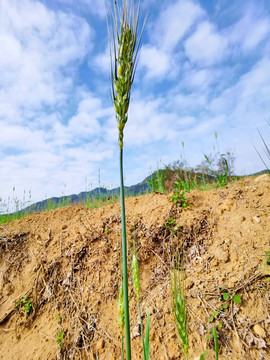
[108,0,148,149]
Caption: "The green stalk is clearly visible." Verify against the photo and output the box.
[120,148,131,359]
[107,2,149,359]
[213,326,219,360]
[131,249,150,360]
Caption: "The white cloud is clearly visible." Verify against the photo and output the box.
[87,0,106,18]
[0,0,93,124]
[209,57,270,120]
[170,92,207,114]
[243,18,270,50]
[139,45,173,79]
[225,5,270,52]
[185,21,228,66]
[151,0,205,52]
[69,113,101,138]
[91,46,111,73]
[181,68,216,91]
[191,115,224,135]
[0,122,47,151]
[0,34,22,70]
[124,97,187,145]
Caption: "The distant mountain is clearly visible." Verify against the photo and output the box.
[5,168,270,216]
[18,175,151,214]
[249,169,270,176]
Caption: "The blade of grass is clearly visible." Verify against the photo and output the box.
[213,326,219,360]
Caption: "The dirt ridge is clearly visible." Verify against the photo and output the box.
[0,175,270,359]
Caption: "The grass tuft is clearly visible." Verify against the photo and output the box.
[171,254,189,359]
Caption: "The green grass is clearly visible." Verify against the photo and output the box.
[0,196,72,225]
[0,161,240,226]
[0,186,149,224]
[14,294,32,315]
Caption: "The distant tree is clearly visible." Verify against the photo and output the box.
[165,160,190,171]
[196,151,235,176]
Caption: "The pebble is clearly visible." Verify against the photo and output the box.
[252,216,261,223]
[253,324,266,338]
[213,248,230,263]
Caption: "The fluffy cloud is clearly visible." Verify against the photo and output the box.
[184,21,228,66]
[209,57,270,120]
[139,45,174,79]
[0,0,93,125]
[225,4,270,52]
[150,0,205,52]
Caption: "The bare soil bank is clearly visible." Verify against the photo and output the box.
[0,175,269,359]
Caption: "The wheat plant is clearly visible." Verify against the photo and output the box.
[107,0,148,358]
[171,254,209,360]
[171,255,189,359]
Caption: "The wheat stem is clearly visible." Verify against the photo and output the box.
[119,148,131,359]
[107,1,148,358]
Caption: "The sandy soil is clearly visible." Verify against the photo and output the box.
[0,175,269,360]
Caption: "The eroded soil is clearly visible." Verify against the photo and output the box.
[0,175,270,360]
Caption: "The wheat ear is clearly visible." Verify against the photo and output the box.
[172,255,189,359]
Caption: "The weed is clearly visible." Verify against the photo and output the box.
[200,350,209,359]
[258,251,270,279]
[148,164,166,193]
[171,260,189,359]
[208,287,242,329]
[204,154,229,187]
[206,326,220,359]
[117,280,125,360]
[219,286,242,304]
[166,218,176,229]
[171,254,209,360]
[56,314,62,324]
[213,326,219,360]
[56,329,64,348]
[170,175,190,208]
[15,294,32,315]
[131,248,150,360]
[166,218,182,237]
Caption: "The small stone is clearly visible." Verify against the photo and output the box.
[167,340,179,358]
[213,248,230,263]
[186,278,194,289]
[227,276,237,288]
[253,324,266,338]
[92,339,105,355]
[240,216,246,222]
[62,224,68,230]
[131,323,140,338]
[252,216,261,223]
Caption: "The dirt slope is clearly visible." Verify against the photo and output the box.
[0,175,269,360]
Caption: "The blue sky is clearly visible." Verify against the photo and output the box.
[1,0,270,209]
